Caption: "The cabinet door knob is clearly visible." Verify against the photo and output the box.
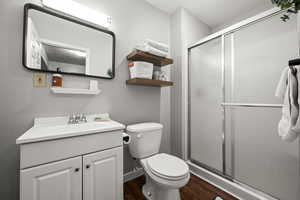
[75,168,80,172]
[86,165,90,169]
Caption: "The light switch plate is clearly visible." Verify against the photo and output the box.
[33,73,47,87]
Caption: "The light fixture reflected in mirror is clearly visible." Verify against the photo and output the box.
[69,49,87,57]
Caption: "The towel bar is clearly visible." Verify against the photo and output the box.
[289,58,300,67]
[289,58,300,74]
[221,103,283,108]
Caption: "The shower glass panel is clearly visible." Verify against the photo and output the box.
[189,37,223,173]
[224,14,299,200]
[228,107,299,200]
[231,14,298,104]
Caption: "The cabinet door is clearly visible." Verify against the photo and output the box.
[20,157,82,200]
[83,147,123,200]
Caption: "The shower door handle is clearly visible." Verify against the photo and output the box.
[221,103,283,108]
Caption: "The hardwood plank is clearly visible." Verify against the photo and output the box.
[124,174,239,200]
[124,176,146,200]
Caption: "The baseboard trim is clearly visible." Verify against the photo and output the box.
[123,168,144,183]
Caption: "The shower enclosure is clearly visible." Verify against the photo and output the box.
[188,10,300,200]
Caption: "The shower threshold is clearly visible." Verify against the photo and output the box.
[188,161,279,200]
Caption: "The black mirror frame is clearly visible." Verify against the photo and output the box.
[23,3,116,79]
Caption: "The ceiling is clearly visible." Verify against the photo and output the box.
[144,0,274,28]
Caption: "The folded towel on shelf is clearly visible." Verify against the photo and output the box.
[277,67,300,142]
[144,39,169,53]
[135,44,168,58]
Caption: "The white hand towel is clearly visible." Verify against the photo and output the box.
[278,68,300,142]
[275,67,288,98]
[144,39,169,53]
[288,66,300,141]
[278,71,291,140]
[135,44,168,58]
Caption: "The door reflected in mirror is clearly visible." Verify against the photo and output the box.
[39,41,88,74]
[24,4,115,79]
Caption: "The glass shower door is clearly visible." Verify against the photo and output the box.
[224,14,299,200]
[189,11,300,200]
[189,37,223,173]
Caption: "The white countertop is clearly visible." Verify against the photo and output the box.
[16,114,125,144]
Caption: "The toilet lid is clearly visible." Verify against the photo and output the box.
[126,123,163,133]
[147,153,189,180]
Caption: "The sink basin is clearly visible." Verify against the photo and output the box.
[16,114,125,144]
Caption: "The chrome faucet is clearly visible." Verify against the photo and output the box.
[68,114,88,124]
[79,114,88,123]
[68,114,76,124]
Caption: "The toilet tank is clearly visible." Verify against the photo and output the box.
[126,123,163,159]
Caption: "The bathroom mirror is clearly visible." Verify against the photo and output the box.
[23,4,115,79]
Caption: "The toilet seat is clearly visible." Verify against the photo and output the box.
[146,153,189,181]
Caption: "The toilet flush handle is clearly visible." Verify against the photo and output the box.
[137,134,142,139]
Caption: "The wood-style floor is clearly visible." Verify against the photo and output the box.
[124,174,238,200]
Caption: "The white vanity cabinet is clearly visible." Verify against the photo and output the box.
[20,157,82,200]
[83,147,123,200]
[20,146,123,200]
[17,115,125,200]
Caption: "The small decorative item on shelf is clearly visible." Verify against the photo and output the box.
[52,68,63,87]
[153,70,161,80]
[159,71,168,81]
[52,74,62,87]
[153,70,168,81]
[89,80,99,91]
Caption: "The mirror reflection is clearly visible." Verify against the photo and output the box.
[24,6,115,79]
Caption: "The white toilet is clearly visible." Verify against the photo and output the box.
[126,123,190,200]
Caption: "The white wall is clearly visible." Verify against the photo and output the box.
[170,8,211,158]
[170,8,183,158]
[212,3,274,32]
[0,0,170,199]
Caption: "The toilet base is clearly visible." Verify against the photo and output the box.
[142,174,181,200]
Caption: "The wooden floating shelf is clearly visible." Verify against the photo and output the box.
[126,78,174,87]
[127,50,173,67]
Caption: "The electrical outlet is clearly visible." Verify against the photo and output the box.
[33,73,47,87]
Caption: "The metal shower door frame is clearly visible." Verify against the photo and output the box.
[187,8,286,180]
